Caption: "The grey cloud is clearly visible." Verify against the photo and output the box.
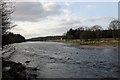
[12,2,62,22]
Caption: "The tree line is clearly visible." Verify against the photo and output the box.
[65,20,120,40]
[2,32,25,45]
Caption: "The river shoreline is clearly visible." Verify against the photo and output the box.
[67,43,118,49]
[2,45,38,80]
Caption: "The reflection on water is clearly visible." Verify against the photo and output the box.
[10,42,119,78]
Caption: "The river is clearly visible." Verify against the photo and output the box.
[9,42,119,78]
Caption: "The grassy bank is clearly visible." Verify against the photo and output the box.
[47,39,119,46]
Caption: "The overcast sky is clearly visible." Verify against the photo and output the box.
[10,1,118,39]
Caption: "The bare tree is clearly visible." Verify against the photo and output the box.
[108,20,120,38]
[90,25,103,31]
[77,27,84,31]
[108,20,120,30]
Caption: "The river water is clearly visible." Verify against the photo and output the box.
[9,42,119,78]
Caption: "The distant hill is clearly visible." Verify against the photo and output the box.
[26,36,65,41]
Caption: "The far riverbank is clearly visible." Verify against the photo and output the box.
[47,39,119,48]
